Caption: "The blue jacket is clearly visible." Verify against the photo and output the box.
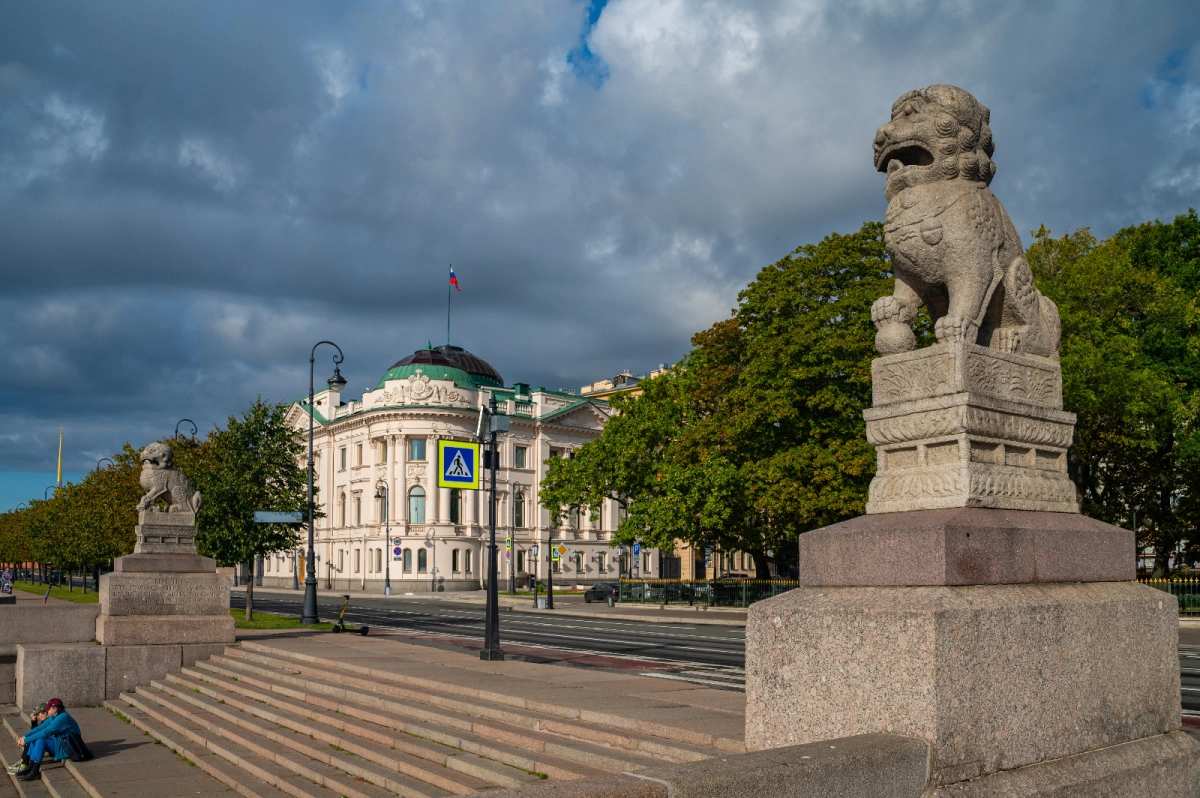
[23,711,81,761]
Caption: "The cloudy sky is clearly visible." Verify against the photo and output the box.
[1,0,1197,508]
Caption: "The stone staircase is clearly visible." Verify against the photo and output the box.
[83,639,739,798]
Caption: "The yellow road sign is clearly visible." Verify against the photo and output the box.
[438,440,481,490]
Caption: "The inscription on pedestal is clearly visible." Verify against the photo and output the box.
[101,573,229,617]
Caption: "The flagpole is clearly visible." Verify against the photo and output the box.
[447,263,451,348]
[56,427,63,487]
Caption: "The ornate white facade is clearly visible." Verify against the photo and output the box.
[266,346,654,592]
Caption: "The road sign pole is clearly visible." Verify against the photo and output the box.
[547,546,554,610]
[480,394,504,661]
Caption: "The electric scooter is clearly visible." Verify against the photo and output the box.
[331,594,370,635]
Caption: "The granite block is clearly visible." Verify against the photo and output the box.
[182,642,231,667]
[0,604,100,648]
[798,508,1133,586]
[99,572,229,616]
[113,553,216,573]
[931,731,1200,797]
[104,644,182,698]
[16,642,105,710]
[96,615,235,646]
[744,582,1179,786]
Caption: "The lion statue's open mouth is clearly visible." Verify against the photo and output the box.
[868,84,1060,359]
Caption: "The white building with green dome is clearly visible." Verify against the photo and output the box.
[269,345,644,592]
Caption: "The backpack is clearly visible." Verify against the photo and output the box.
[64,732,93,762]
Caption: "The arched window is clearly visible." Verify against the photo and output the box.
[409,487,426,524]
[418,549,428,573]
[464,550,472,573]
[403,549,412,572]
[452,549,460,572]
[449,489,461,524]
[513,492,525,528]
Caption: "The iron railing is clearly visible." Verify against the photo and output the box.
[619,578,798,608]
[1138,576,1200,616]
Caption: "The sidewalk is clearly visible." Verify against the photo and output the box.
[234,585,748,626]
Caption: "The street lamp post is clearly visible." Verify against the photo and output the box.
[480,394,504,661]
[304,342,346,625]
[374,479,392,595]
[292,548,299,591]
[175,419,198,438]
[96,458,113,471]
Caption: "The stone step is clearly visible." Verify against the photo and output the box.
[181,662,661,774]
[167,669,604,784]
[148,675,516,793]
[235,641,743,754]
[117,691,396,798]
[106,700,315,798]
[207,650,717,763]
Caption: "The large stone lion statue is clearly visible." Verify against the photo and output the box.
[870,84,1060,358]
[137,441,202,513]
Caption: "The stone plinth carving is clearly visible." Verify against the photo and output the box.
[865,343,1078,514]
[134,441,204,554]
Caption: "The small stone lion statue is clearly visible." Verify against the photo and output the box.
[137,442,202,513]
[870,84,1060,358]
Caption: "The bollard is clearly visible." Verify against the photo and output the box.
[606,595,614,608]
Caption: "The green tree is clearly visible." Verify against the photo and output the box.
[543,222,932,576]
[193,398,309,618]
[1029,210,1200,575]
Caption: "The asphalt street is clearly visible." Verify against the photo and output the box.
[230,591,748,690]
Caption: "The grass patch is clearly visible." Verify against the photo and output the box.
[231,609,334,630]
[10,581,99,603]
[109,709,132,725]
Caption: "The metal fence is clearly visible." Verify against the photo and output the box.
[619,578,799,608]
[1138,576,1200,615]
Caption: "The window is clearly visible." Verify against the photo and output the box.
[409,487,426,524]
[452,550,460,572]
[568,507,580,529]
[643,552,651,571]
[356,443,363,466]
[514,446,527,468]
[597,552,606,571]
[517,551,525,573]
[403,549,412,572]
[337,550,345,572]
[573,553,582,572]
[380,440,388,462]
[339,494,346,527]
[552,556,560,573]
[378,495,387,522]
[513,492,525,528]
[340,448,347,470]
[354,496,361,525]
[449,489,461,524]
[464,550,472,573]
[374,549,382,572]
[354,549,360,573]
[409,438,426,461]
[418,549,428,573]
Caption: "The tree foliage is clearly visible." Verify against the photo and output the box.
[1029,210,1200,575]
[542,222,932,575]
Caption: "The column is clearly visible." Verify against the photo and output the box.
[427,435,440,524]
[396,434,407,525]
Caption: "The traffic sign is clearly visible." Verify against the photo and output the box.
[505,551,511,561]
[438,440,481,490]
[551,544,567,562]
[393,537,402,546]
[253,511,303,524]
[633,542,641,557]
[505,536,512,550]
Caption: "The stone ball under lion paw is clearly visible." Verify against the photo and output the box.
[871,295,906,325]
[875,322,916,355]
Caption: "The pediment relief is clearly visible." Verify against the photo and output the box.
[372,369,472,408]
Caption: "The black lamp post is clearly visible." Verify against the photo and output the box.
[175,419,197,438]
[44,485,56,500]
[374,479,392,595]
[96,458,113,471]
[304,341,346,625]
[480,394,504,660]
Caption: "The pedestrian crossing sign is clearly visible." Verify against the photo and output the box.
[438,440,481,490]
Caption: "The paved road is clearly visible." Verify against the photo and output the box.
[230,591,747,690]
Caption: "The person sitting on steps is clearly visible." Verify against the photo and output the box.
[6,703,47,775]
[15,698,81,782]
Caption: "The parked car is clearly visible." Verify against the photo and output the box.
[584,583,620,603]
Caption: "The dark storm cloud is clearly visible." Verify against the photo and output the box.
[0,0,1197,481]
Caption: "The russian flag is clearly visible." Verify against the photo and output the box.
[450,265,460,292]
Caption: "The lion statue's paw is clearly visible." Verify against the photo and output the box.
[934,315,979,345]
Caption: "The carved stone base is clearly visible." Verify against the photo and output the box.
[135,508,200,554]
[100,571,229,617]
[865,344,1078,514]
